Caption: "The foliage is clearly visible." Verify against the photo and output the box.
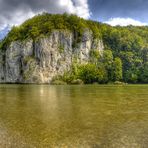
[77,64,102,84]
[58,44,64,53]
[89,49,100,63]
[0,13,148,83]
[139,63,148,83]
[113,57,123,81]
[0,13,101,49]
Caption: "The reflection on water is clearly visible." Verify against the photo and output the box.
[0,85,148,147]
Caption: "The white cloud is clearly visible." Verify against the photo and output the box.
[105,17,147,26]
[72,0,91,19]
[0,0,90,30]
[59,0,90,19]
[7,9,36,27]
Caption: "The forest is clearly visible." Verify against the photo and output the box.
[0,13,148,84]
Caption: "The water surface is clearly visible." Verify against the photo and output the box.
[0,85,148,147]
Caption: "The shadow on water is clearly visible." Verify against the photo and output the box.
[0,85,148,147]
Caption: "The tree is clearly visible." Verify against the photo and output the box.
[113,57,123,81]
[102,50,114,80]
[140,63,148,83]
[102,50,113,67]
[124,69,138,83]
[29,26,40,39]
[78,64,107,84]
[89,49,100,64]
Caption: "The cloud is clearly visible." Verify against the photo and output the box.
[0,0,90,29]
[105,18,148,26]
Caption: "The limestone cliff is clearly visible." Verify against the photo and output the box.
[0,30,104,83]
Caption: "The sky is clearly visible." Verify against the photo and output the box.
[1,0,148,39]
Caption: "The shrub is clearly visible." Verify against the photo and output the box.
[78,64,107,84]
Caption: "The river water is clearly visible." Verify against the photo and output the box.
[0,85,148,148]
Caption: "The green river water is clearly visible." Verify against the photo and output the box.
[0,85,148,148]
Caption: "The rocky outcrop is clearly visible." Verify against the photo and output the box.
[0,30,104,83]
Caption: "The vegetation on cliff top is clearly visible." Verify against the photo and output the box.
[0,13,101,49]
[0,13,148,84]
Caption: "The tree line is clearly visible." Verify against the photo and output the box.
[0,13,148,84]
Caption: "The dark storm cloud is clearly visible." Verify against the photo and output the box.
[89,0,148,22]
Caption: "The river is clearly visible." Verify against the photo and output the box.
[0,85,148,147]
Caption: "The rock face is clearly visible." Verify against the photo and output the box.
[0,30,104,83]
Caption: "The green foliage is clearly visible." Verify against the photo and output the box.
[0,13,101,49]
[113,57,123,81]
[102,50,113,67]
[78,64,99,84]
[56,63,107,84]
[58,44,64,53]
[124,70,139,83]
[1,13,148,84]
[101,50,114,80]
[139,63,148,83]
[76,63,107,84]
[89,49,100,63]
[29,26,41,39]
[90,49,100,58]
